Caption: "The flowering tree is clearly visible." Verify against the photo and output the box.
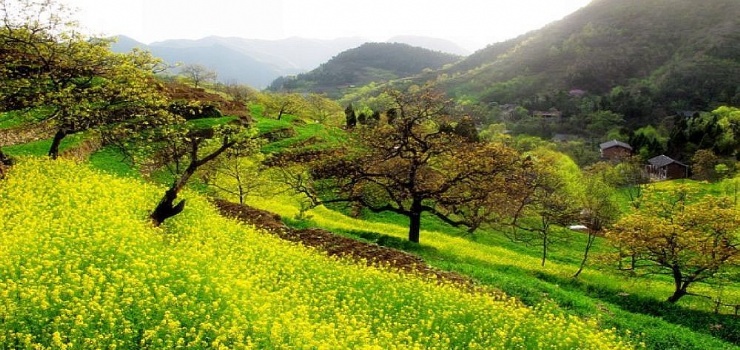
[607,186,740,303]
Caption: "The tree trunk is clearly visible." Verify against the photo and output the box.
[667,266,687,303]
[667,288,688,303]
[408,198,423,243]
[48,129,68,160]
[150,136,235,226]
[541,234,548,266]
[150,163,196,226]
[574,232,596,278]
[0,148,11,165]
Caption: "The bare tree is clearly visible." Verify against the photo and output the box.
[180,64,217,88]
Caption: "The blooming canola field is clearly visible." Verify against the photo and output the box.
[0,159,635,349]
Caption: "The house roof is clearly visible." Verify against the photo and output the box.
[648,155,688,168]
[599,140,632,150]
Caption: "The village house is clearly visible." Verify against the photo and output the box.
[599,140,632,161]
[647,155,690,180]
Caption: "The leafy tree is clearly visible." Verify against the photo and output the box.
[259,92,306,120]
[586,110,624,140]
[344,104,357,128]
[115,118,255,226]
[201,139,264,205]
[629,125,667,160]
[180,64,217,88]
[607,186,740,303]
[508,148,583,266]
[310,87,522,243]
[453,115,479,142]
[305,93,342,124]
[611,157,651,209]
[691,149,721,181]
[574,172,620,278]
[1,0,169,159]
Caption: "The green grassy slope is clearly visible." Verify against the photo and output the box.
[228,118,740,349]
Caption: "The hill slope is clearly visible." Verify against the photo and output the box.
[0,158,634,348]
[268,42,462,95]
[428,0,740,120]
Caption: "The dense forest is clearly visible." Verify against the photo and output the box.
[268,42,461,97]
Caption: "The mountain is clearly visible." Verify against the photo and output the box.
[110,35,469,89]
[386,36,470,56]
[415,0,740,123]
[267,42,462,96]
[111,36,368,88]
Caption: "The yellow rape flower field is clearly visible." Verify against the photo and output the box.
[0,159,636,349]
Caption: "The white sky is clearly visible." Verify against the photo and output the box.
[63,0,592,52]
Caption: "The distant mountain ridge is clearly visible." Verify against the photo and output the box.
[110,35,468,88]
[267,42,462,96]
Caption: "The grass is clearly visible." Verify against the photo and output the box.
[234,171,740,349]
[3,133,86,157]
[253,114,348,155]
[0,108,52,129]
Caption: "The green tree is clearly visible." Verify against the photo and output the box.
[586,110,624,139]
[260,92,306,120]
[305,93,342,124]
[509,148,583,266]
[607,186,740,303]
[1,0,169,159]
[574,173,620,278]
[691,149,720,181]
[344,104,357,128]
[201,138,263,205]
[115,118,255,226]
[310,87,522,243]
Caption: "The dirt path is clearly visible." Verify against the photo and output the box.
[212,199,478,288]
[0,123,54,147]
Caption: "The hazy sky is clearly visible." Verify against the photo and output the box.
[63,0,592,51]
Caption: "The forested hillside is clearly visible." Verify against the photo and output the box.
[268,43,461,97]
[428,0,740,123]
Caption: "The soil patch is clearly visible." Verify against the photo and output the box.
[212,198,475,287]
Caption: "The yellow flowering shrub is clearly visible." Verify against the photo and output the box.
[0,159,635,349]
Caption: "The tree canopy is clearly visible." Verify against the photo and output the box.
[607,186,740,303]
[1,0,170,159]
[309,87,522,243]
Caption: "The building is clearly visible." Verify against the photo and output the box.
[599,140,632,161]
[647,155,690,180]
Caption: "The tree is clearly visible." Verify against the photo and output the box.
[508,148,583,266]
[310,87,522,243]
[180,64,217,88]
[612,157,651,209]
[585,110,624,139]
[606,186,740,303]
[201,139,264,205]
[574,174,620,278]
[305,93,342,124]
[691,149,721,181]
[453,115,479,142]
[115,118,255,226]
[345,104,357,128]
[260,92,305,120]
[1,0,170,159]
